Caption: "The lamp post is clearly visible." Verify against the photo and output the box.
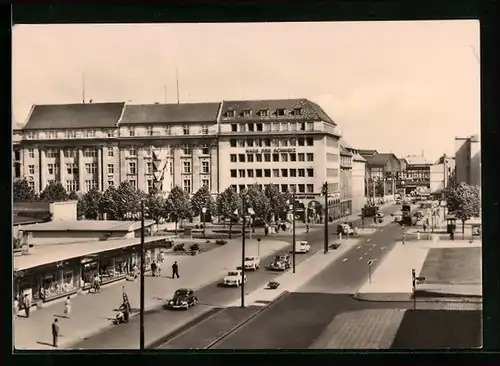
[139,198,145,350]
[240,199,247,308]
[322,182,329,254]
[288,186,296,274]
[257,237,261,258]
[201,207,207,237]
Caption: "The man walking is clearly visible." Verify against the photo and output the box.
[22,294,30,318]
[52,318,60,348]
[172,261,180,279]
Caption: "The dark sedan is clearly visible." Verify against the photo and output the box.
[165,288,198,310]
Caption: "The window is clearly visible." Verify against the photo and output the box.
[264,138,271,147]
[85,180,98,191]
[255,154,263,162]
[85,163,97,174]
[201,179,210,189]
[238,154,245,163]
[183,125,190,135]
[66,163,78,175]
[108,148,114,157]
[230,170,237,178]
[264,153,271,162]
[306,184,314,193]
[290,138,297,146]
[128,162,137,175]
[28,149,35,158]
[273,169,280,177]
[129,148,137,156]
[271,139,279,147]
[128,180,136,189]
[65,131,76,139]
[247,169,254,178]
[281,139,288,147]
[307,168,314,177]
[247,139,254,147]
[306,137,314,146]
[243,109,252,117]
[281,123,289,131]
[291,123,297,131]
[247,123,255,132]
[230,185,237,191]
[183,161,191,174]
[306,122,314,131]
[147,126,153,136]
[281,169,288,177]
[84,130,96,138]
[272,153,279,162]
[165,126,171,135]
[307,153,314,162]
[247,154,254,163]
[259,109,269,117]
[298,169,305,177]
[290,153,296,162]
[293,108,302,116]
[237,139,245,147]
[108,180,114,187]
[254,139,262,147]
[169,161,173,175]
[290,169,297,177]
[47,131,56,139]
[256,123,263,132]
[230,154,237,163]
[47,164,55,175]
[28,165,35,175]
[146,162,152,174]
[83,148,97,158]
[183,145,191,155]
[129,128,135,137]
[63,149,77,158]
[299,122,306,131]
[201,144,210,155]
[230,139,237,147]
[298,184,305,193]
[107,129,115,137]
[298,137,305,146]
[231,124,238,132]
[239,185,246,192]
[201,125,209,135]
[239,169,246,178]
[281,184,288,193]
[281,153,288,162]
[46,149,58,158]
[108,164,114,174]
[147,180,153,193]
[66,180,78,192]
[202,161,210,174]
[26,132,36,139]
[272,123,280,131]
[277,109,285,116]
[28,181,35,190]
[226,110,235,117]
[256,169,263,178]
[264,169,271,177]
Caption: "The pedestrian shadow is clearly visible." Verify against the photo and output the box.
[36,341,54,347]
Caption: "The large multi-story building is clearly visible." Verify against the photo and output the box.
[430,154,455,196]
[454,135,480,187]
[14,98,344,214]
[360,152,401,199]
[402,155,432,194]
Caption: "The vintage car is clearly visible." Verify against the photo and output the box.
[391,211,403,222]
[165,288,198,310]
[269,255,291,271]
[223,270,247,287]
[237,256,261,271]
[294,240,311,253]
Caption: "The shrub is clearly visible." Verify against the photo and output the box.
[173,243,186,252]
[190,243,200,251]
[216,239,228,245]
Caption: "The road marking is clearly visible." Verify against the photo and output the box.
[368,248,372,252]
[358,257,363,260]
[366,238,371,242]
[357,246,361,249]
[364,252,368,256]
[342,258,348,262]
[381,246,385,250]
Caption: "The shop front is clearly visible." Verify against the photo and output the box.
[98,250,131,285]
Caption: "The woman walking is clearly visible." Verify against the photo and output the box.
[64,296,72,318]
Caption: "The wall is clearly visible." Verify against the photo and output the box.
[27,230,134,246]
[470,141,481,186]
[454,138,470,185]
[430,163,445,193]
[50,201,78,221]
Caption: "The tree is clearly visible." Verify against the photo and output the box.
[13,178,36,201]
[375,180,385,197]
[191,185,215,218]
[116,182,142,220]
[68,191,79,200]
[216,187,240,239]
[265,184,287,221]
[99,185,120,220]
[40,181,68,202]
[445,182,481,235]
[244,183,270,221]
[144,191,166,225]
[78,188,103,220]
[165,186,192,234]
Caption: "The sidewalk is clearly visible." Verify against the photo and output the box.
[354,239,482,302]
[14,238,291,350]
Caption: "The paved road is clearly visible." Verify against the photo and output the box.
[72,206,400,349]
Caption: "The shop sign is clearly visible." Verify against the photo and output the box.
[245,148,296,154]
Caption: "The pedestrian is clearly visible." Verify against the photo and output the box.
[157,261,162,277]
[122,286,128,303]
[172,261,180,279]
[13,296,19,320]
[63,296,71,318]
[52,318,60,347]
[133,263,138,280]
[151,261,157,277]
[423,223,427,232]
[22,294,30,318]
[306,224,309,233]
[93,274,101,293]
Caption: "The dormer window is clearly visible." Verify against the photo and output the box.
[259,109,270,117]
[277,108,286,116]
[226,110,235,118]
[242,109,252,117]
[292,108,302,116]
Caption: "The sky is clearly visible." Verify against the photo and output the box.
[12,21,480,161]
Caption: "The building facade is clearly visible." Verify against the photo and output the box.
[339,145,353,218]
[430,154,455,196]
[361,152,400,199]
[401,155,432,194]
[454,135,480,187]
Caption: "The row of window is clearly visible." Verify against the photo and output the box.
[230,152,314,163]
[126,125,210,137]
[229,183,315,194]
[225,107,303,118]
[230,168,314,179]
[229,137,314,148]
[229,121,314,133]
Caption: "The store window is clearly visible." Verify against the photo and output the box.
[40,268,77,301]
[99,256,128,284]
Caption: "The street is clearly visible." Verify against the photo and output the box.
[71,209,399,349]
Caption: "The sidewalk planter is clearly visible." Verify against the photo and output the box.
[268,281,280,289]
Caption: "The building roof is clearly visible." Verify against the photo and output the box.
[19,220,155,232]
[398,158,408,165]
[13,236,167,271]
[339,137,353,149]
[120,103,221,124]
[358,149,378,157]
[365,153,397,166]
[340,145,353,156]
[13,215,47,226]
[22,102,125,130]
[405,155,433,166]
[352,153,367,162]
[220,98,336,125]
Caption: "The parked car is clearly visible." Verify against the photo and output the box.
[238,256,260,270]
[223,270,247,287]
[269,255,291,271]
[337,224,354,235]
[391,211,403,222]
[294,240,311,253]
[362,205,379,217]
[165,288,198,310]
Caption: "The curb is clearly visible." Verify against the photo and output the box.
[352,292,483,304]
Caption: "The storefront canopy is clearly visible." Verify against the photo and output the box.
[13,236,169,272]
[19,219,155,233]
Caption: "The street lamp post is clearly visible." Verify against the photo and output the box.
[201,207,207,237]
[257,237,261,258]
[291,187,296,274]
[402,224,405,245]
[139,199,145,350]
[322,182,329,254]
[240,199,247,308]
